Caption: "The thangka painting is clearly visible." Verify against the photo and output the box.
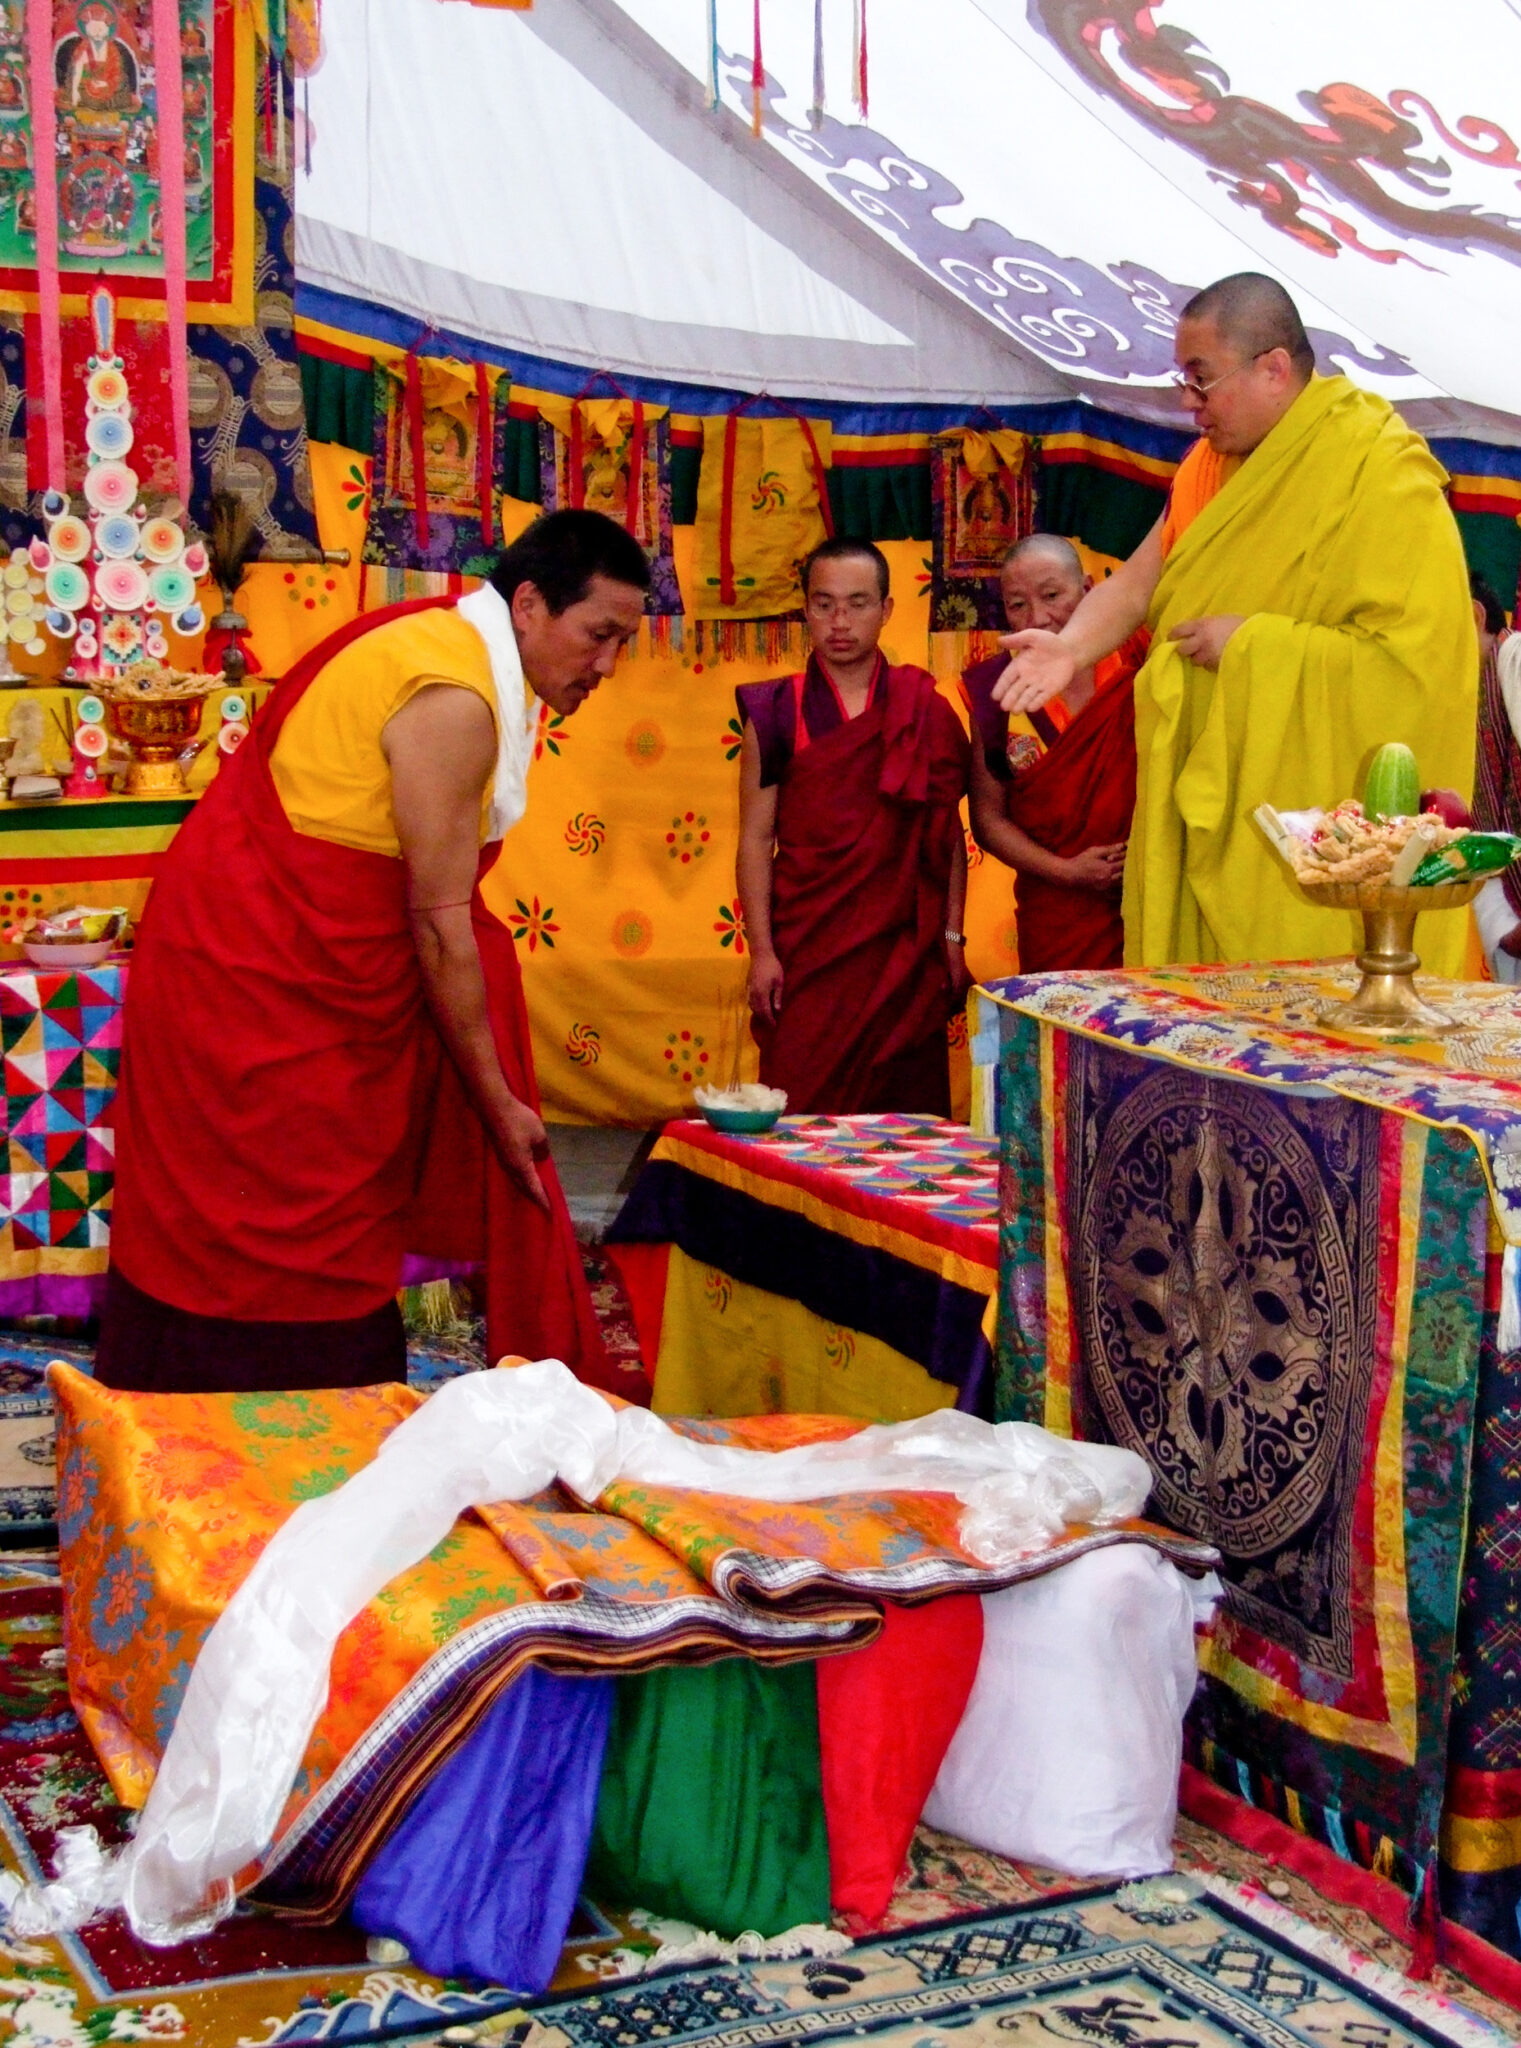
[537,396,680,615]
[363,353,507,577]
[929,427,1035,633]
[0,0,255,324]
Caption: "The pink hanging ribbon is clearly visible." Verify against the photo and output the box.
[152,0,193,501]
[25,0,64,492]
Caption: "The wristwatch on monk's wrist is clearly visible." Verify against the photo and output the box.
[944,929,966,946]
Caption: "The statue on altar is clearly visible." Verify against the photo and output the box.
[58,2,141,119]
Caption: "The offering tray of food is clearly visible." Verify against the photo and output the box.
[12,905,128,969]
[1255,745,1521,1036]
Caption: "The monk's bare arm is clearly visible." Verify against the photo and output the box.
[945,819,972,999]
[994,517,1164,714]
[385,684,550,1211]
[737,722,784,1021]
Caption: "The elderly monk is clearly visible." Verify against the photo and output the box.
[737,537,970,1114]
[996,272,1477,971]
[103,511,651,1396]
[963,535,1147,971]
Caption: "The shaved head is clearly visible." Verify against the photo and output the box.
[1179,273,1314,383]
[1001,533,1085,584]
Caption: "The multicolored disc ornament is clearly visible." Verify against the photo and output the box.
[86,365,129,410]
[44,609,77,639]
[95,513,141,560]
[219,693,248,723]
[86,412,134,460]
[148,565,195,612]
[44,562,90,610]
[26,541,51,574]
[181,542,209,579]
[47,516,91,564]
[77,695,105,724]
[173,604,205,636]
[141,519,185,564]
[97,560,149,612]
[83,462,139,514]
[40,489,69,522]
[74,723,109,761]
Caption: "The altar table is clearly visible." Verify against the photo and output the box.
[985,960,1521,1961]
[606,1114,1000,1422]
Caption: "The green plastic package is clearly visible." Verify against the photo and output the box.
[1410,832,1521,887]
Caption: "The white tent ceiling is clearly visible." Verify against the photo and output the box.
[298,0,1521,440]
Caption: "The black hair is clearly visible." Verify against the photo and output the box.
[1180,272,1315,381]
[801,535,890,602]
[489,509,650,615]
[1471,569,1508,637]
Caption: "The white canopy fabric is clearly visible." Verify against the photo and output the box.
[299,0,1521,438]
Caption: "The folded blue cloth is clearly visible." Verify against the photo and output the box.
[353,1665,614,1991]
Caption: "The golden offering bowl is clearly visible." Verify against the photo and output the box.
[1294,876,1484,1036]
[99,666,222,797]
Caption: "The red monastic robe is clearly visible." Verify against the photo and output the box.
[738,656,969,1114]
[106,599,635,1397]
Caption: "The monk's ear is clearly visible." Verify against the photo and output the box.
[880,592,895,627]
[510,581,546,634]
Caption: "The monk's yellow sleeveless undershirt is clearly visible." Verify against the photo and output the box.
[1160,439,1241,557]
[270,608,500,856]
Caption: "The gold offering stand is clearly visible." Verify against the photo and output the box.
[1295,876,1483,1037]
[99,664,222,797]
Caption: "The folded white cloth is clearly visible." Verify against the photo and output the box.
[455,580,539,839]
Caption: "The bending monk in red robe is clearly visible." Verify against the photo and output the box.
[736,538,970,1115]
[963,535,1146,973]
[101,511,651,1397]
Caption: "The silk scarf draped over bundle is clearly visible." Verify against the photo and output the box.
[1131,376,1477,972]
[738,660,969,1113]
[108,598,615,1389]
[962,647,1140,972]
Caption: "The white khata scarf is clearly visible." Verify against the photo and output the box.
[456,580,540,839]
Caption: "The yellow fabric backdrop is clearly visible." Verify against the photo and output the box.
[247,447,1023,1123]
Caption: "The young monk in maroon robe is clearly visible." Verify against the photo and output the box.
[101,513,651,1397]
[737,538,970,1115]
[963,535,1145,972]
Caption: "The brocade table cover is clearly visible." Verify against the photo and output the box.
[985,962,1521,1961]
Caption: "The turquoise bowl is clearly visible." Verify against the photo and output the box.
[697,1103,784,1135]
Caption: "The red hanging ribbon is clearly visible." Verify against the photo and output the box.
[475,360,494,549]
[25,0,64,492]
[751,0,763,135]
[625,399,645,539]
[799,415,834,537]
[568,401,585,509]
[406,347,431,549]
[152,0,193,501]
[719,413,741,608]
[857,0,869,119]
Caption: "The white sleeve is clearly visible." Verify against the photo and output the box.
[1474,874,1515,969]
[1497,635,1521,751]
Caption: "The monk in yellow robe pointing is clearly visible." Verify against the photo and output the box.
[996,272,1477,972]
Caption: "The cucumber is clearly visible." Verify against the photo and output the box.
[1362,743,1421,821]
